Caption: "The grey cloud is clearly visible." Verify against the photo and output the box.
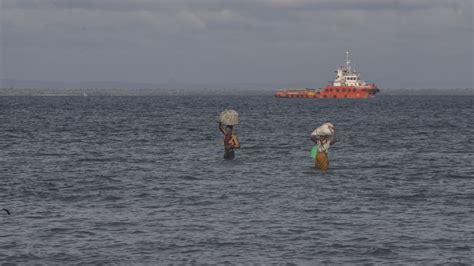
[1,0,472,88]
[3,0,471,31]
[258,0,469,11]
[4,0,470,12]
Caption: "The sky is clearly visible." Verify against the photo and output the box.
[1,0,473,89]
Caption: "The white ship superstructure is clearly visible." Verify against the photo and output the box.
[333,51,367,87]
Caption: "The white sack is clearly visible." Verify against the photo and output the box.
[314,122,335,137]
[311,122,336,153]
[219,109,239,125]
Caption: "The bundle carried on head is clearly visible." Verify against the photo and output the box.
[219,109,239,125]
[314,122,335,137]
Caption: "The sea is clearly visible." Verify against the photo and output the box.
[1,95,473,264]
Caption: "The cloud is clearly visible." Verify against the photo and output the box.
[257,0,469,11]
[1,0,472,87]
[2,0,471,32]
[1,0,258,33]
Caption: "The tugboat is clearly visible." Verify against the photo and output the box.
[275,51,380,98]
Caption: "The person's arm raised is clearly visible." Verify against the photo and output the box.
[219,122,227,135]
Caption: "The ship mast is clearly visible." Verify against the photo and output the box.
[345,50,351,72]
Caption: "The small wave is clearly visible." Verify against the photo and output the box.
[77,158,114,162]
[452,245,471,251]
[177,175,200,180]
[99,175,120,182]
[50,227,72,233]
[302,208,322,213]
[446,173,474,179]
[73,230,96,236]
[363,247,397,257]
[35,152,68,156]
[3,253,43,263]
[102,195,122,201]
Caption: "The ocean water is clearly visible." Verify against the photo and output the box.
[0,95,472,264]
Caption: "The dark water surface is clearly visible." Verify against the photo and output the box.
[1,95,473,264]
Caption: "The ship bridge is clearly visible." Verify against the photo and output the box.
[333,51,366,87]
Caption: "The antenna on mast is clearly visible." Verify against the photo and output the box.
[345,50,351,69]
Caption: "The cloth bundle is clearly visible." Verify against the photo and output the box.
[313,122,335,137]
[219,109,239,125]
[311,122,336,153]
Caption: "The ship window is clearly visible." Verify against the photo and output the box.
[333,95,337,98]
[342,88,345,92]
[324,95,327,98]
[336,89,339,92]
[352,88,356,92]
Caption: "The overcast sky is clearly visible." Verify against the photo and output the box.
[1,0,473,88]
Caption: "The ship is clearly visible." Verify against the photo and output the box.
[275,51,380,98]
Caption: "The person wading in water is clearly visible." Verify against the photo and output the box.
[219,122,240,160]
[311,123,337,171]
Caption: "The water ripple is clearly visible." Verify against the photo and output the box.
[0,95,473,264]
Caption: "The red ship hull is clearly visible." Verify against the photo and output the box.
[275,83,379,99]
